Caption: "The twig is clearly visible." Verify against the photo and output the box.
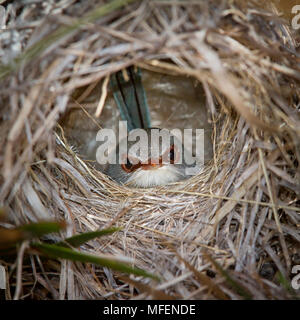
[13,241,29,300]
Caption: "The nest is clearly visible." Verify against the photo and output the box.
[0,0,300,299]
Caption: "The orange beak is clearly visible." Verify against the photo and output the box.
[140,159,163,170]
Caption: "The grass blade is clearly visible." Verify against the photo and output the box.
[0,0,138,79]
[0,228,24,250]
[58,227,121,248]
[0,221,65,250]
[173,250,228,300]
[204,252,253,300]
[119,275,174,299]
[277,271,299,299]
[31,242,159,281]
[19,221,66,238]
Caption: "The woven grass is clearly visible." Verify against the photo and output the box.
[0,0,299,299]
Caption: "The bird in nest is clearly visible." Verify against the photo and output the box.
[106,66,197,188]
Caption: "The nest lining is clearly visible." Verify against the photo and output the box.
[0,0,299,299]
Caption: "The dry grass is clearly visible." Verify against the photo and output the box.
[0,0,299,299]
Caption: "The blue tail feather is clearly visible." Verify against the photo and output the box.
[110,66,151,130]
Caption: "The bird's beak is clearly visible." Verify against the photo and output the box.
[140,159,163,170]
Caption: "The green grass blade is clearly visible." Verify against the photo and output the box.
[19,221,66,239]
[0,221,65,249]
[32,242,159,281]
[58,227,121,248]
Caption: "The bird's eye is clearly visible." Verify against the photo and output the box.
[122,158,134,172]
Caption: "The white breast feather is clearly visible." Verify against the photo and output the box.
[125,165,183,188]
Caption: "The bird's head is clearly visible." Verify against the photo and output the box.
[106,128,193,188]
